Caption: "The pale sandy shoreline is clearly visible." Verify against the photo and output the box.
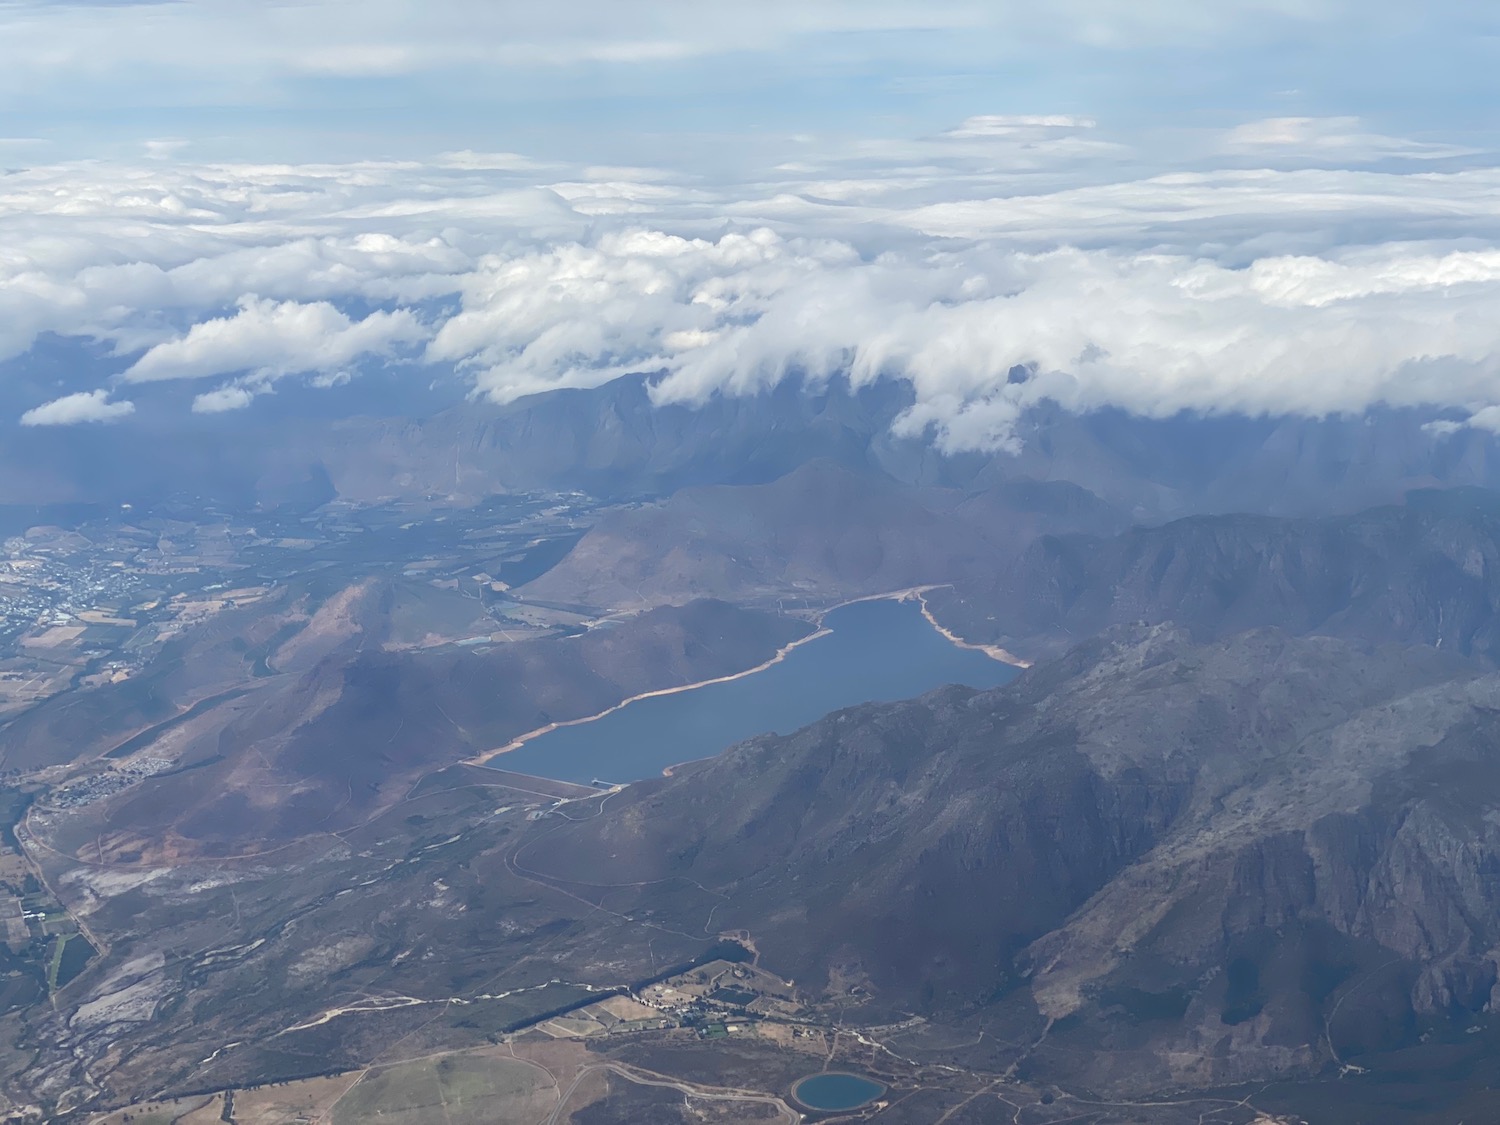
[911,589,1031,669]
[463,585,1029,772]
[462,621,834,768]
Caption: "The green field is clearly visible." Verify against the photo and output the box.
[329,1052,555,1125]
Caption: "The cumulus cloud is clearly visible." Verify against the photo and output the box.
[191,386,257,414]
[431,229,1500,452]
[123,297,428,384]
[5,114,1500,451]
[20,390,135,427]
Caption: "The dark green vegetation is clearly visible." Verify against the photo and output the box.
[46,934,94,992]
[0,789,32,850]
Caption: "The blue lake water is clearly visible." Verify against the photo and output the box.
[496,597,1019,784]
[791,1072,887,1110]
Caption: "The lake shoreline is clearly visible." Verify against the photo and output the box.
[462,620,834,769]
[466,587,1024,774]
[911,589,1031,668]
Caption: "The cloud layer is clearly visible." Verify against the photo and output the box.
[6,115,1500,445]
[0,0,1349,99]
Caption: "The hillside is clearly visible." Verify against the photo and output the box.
[925,486,1500,663]
[528,626,1493,1094]
[522,459,1125,610]
[29,600,811,862]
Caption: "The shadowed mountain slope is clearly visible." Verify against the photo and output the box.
[524,626,1497,1093]
[926,486,1500,662]
[8,371,1500,522]
[522,459,1125,610]
[39,600,810,861]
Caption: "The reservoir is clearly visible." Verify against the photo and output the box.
[791,1073,887,1111]
[497,597,1019,784]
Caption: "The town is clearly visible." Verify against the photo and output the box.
[0,491,619,720]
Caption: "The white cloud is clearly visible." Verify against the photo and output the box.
[582,165,676,183]
[20,389,135,426]
[897,167,1500,248]
[1463,406,1500,434]
[292,44,418,77]
[123,297,428,384]
[191,385,257,414]
[423,221,1500,452]
[437,150,547,171]
[0,0,1330,105]
[1222,116,1480,162]
[944,115,1097,137]
[3,122,1500,449]
[143,138,189,160]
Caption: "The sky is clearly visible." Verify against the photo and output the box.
[4,0,1500,450]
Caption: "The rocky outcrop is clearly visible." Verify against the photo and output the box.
[931,486,1500,664]
[531,626,1500,1093]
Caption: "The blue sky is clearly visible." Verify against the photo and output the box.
[2,0,1495,165]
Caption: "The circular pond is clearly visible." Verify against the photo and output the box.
[791,1072,887,1111]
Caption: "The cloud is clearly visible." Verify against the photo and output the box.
[1222,117,1481,162]
[291,44,418,77]
[191,385,257,413]
[142,137,188,159]
[4,119,1500,451]
[943,115,1097,138]
[20,389,135,426]
[421,216,1500,452]
[0,0,1330,98]
[0,0,1425,175]
[437,150,547,171]
[123,297,429,384]
[582,165,676,183]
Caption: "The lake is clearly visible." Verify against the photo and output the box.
[791,1072,887,1111]
[495,596,1020,784]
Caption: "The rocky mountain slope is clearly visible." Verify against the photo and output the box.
[929,485,1500,662]
[29,624,1500,1119]
[9,370,1500,522]
[526,626,1498,1095]
[521,459,1125,610]
[26,599,810,862]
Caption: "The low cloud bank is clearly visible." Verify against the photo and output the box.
[6,118,1500,448]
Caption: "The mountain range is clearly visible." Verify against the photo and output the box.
[15,378,1500,1121]
[7,373,1500,523]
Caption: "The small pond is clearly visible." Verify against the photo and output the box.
[791,1072,887,1111]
